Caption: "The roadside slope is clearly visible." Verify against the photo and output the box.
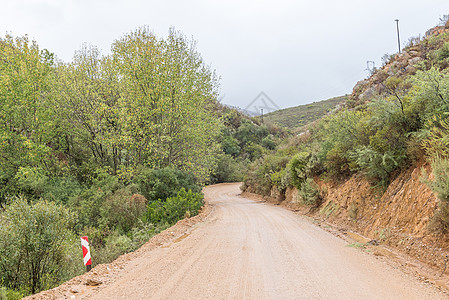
[81,183,444,299]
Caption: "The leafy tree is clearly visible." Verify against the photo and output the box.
[135,167,201,202]
[0,35,55,202]
[112,27,222,181]
[0,198,77,294]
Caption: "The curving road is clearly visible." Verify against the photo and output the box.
[87,183,446,300]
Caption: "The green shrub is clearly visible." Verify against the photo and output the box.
[0,198,77,294]
[146,188,204,225]
[0,286,24,300]
[288,152,318,189]
[95,232,132,264]
[270,168,290,192]
[14,166,48,197]
[261,136,276,150]
[243,154,289,196]
[243,142,264,161]
[69,170,122,231]
[438,42,449,61]
[423,157,449,233]
[135,167,200,203]
[350,146,403,188]
[298,178,321,207]
[42,176,82,204]
[221,135,241,157]
[211,154,246,183]
[100,185,147,234]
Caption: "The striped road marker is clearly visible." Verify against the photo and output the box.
[81,236,92,272]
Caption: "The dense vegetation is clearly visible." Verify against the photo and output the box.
[0,27,283,297]
[263,95,346,129]
[243,19,449,231]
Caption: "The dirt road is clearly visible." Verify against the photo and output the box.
[85,183,446,299]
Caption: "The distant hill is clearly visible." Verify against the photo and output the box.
[263,95,347,129]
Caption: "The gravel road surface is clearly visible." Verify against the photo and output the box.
[86,183,446,300]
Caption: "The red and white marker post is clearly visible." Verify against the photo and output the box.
[80,236,92,272]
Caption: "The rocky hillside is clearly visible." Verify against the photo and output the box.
[348,19,449,108]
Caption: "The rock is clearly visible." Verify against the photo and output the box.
[359,86,376,101]
[408,50,420,57]
[409,57,422,65]
[70,288,80,294]
[367,239,379,246]
[86,278,102,286]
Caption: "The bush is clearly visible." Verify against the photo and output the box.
[270,168,290,192]
[69,170,122,231]
[438,42,449,61]
[221,135,241,157]
[243,142,264,161]
[211,154,246,183]
[14,166,48,198]
[288,152,318,190]
[95,232,132,264]
[261,136,276,150]
[42,176,82,204]
[0,198,77,294]
[298,178,322,207]
[146,188,204,225]
[243,154,290,196]
[423,157,449,233]
[0,286,24,300]
[350,146,403,188]
[100,186,147,234]
[135,167,201,202]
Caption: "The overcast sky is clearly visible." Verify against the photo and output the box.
[1,0,449,111]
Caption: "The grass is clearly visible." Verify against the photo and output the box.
[320,201,339,218]
[264,95,347,129]
[346,242,368,249]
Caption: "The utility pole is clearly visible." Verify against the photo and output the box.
[260,108,264,124]
[395,19,401,53]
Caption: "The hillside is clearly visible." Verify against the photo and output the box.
[243,17,449,276]
[264,95,346,129]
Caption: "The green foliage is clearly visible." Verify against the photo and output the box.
[288,152,317,189]
[14,166,48,197]
[0,35,56,204]
[425,157,449,203]
[243,142,265,161]
[146,188,204,225]
[270,168,290,192]
[422,116,449,159]
[221,135,241,157]
[298,178,321,207]
[243,154,290,196]
[438,42,449,61]
[423,157,449,232]
[350,146,403,188]
[69,169,122,231]
[261,136,276,150]
[42,177,82,204]
[111,27,222,181]
[317,109,368,179]
[135,167,201,203]
[95,232,132,264]
[100,186,147,234]
[212,104,286,183]
[0,198,76,294]
[0,287,24,300]
[211,154,246,183]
